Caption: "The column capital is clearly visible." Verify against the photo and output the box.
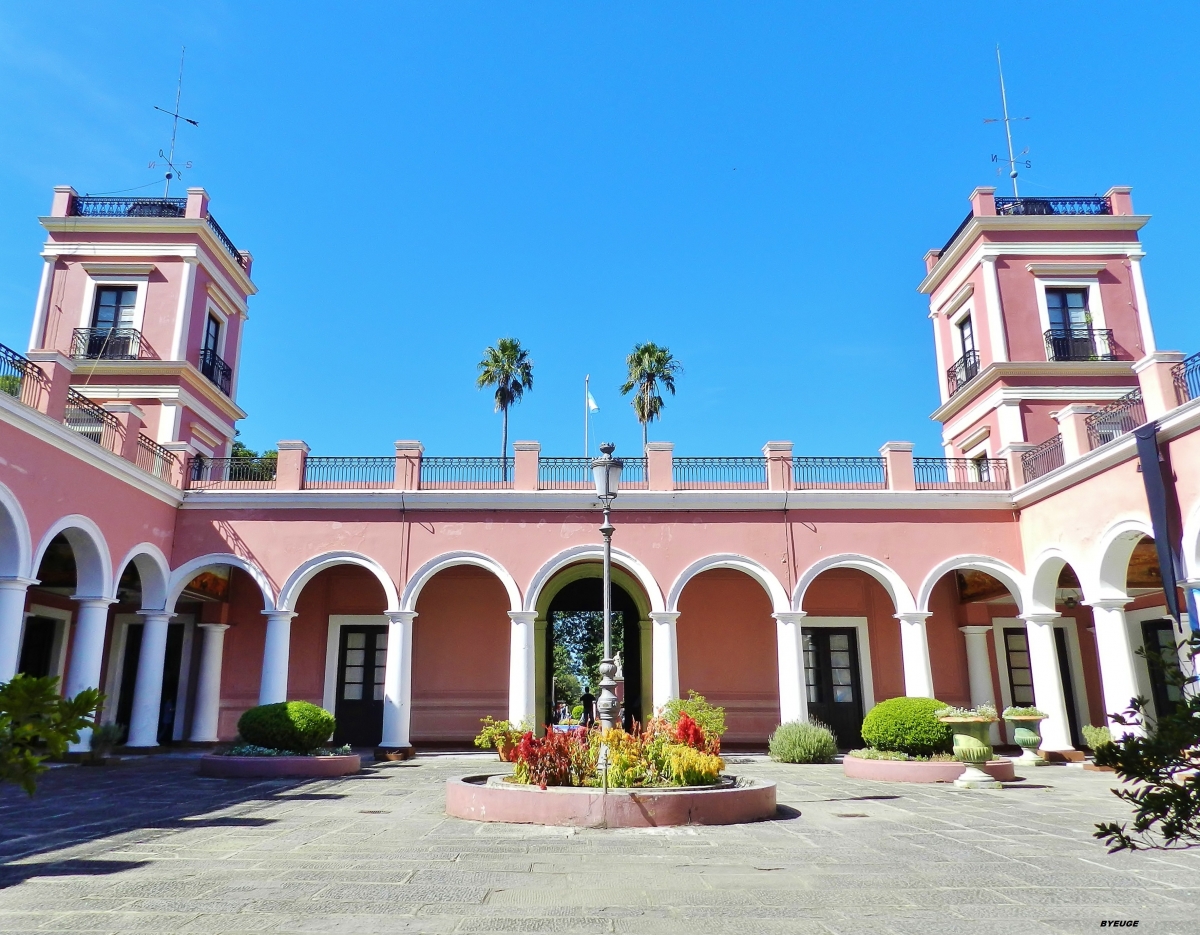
[137,609,175,621]
[772,611,807,624]
[1020,612,1060,625]
[1182,578,1200,591]
[1085,598,1132,611]
[74,596,116,609]
[261,609,297,620]
[649,611,681,622]
[197,622,230,632]
[895,611,932,622]
[958,625,993,635]
[507,610,537,622]
[385,610,417,625]
[0,577,38,590]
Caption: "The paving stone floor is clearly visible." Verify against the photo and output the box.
[0,752,1195,934]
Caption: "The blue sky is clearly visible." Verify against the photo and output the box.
[2,3,1197,458]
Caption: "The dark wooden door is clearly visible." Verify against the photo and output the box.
[802,628,864,748]
[333,626,387,747]
[1141,619,1183,719]
[1053,627,1081,748]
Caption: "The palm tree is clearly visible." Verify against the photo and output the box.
[620,342,682,453]
[476,337,534,479]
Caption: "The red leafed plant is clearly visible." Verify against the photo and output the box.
[512,728,592,789]
[672,712,720,755]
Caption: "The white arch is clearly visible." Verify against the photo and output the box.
[526,545,665,614]
[166,553,276,614]
[915,554,1026,615]
[0,481,32,579]
[278,551,401,613]
[1095,516,1156,601]
[1025,546,1088,615]
[667,553,789,614]
[112,542,171,610]
[32,514,112,599]
[792,553,916,615]
[402,550,522,613]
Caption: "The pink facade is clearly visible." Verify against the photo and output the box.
[1,183,1197,756]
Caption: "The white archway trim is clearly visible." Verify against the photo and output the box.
[525,545,664,614]
[32,514,112,599]
[1095,516,1156,601]
[916,555,1026,615]
[278,551,401,613]
[166,553,276,614]
[1183,499,1200,582]
[0,481,32,580]
[792,553,916,615]
[403,550,521,613]
[112,542,171,610]
[666,553,788,614]
[1026,546,1088,616]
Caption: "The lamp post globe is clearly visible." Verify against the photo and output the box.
[591,442,623,730]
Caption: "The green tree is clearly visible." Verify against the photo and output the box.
[476,338,534,479]
[1094,633,1200,852]
[619,342,682,453]
[0,675,102,794]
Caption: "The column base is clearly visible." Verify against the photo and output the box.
[1040,749,1085,763]
[374,745,415,762]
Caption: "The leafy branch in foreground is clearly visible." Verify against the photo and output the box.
[1093,632,1200,853]
[0,675,102,795]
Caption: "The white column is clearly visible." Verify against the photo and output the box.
[258,610,295,705]
[981,255,1010,362]
[773,612,810,724]
[1087,600,1143,738]
[959,626,999,743]
[64,597,114,752]
[126,611,173,747]
[896,612,935,698]
[1022,613,1074,750]
[190,623,229,742]
[649,611,680,711]
[507,611,536,726]
[380,610,415,749]
[0,578,35,682]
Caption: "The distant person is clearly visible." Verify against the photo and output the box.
[579,688,596,728]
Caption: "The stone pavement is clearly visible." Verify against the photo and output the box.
[0,752,1195,934]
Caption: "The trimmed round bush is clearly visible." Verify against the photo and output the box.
[860,697,953,757]
[768,720,838,764]
[237,701,336,753]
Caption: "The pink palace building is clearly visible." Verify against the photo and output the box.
[0,183,1197,756]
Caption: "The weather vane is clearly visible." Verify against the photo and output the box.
[148,47,198,197]
[984,45,1029,197]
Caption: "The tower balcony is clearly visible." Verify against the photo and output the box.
[70,328,149,361]
[1044,328,1117,362]
[946,350,980,397]
[199,347,233,395]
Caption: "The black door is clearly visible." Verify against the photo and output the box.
[333,626,387,746]
[802,628,864,748]
[1053,627,1081,748]
[114,622,187,745]
[1141,619,1183,719]
[17,617,58,677]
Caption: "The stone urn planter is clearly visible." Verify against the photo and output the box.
[1004,715,1048,766]
[939,714,1001,789]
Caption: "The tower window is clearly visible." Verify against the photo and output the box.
[92,287,137,330]
[1046,288,1090,332]
[957,315,976,356]
[202,314,221,356]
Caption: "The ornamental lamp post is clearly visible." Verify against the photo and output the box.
[591,441,623,731]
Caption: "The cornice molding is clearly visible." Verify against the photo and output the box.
[67,361,246,423]
[931,361,1136,423]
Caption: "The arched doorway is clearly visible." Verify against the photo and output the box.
[534,563,650,733]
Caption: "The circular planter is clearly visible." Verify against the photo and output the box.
[843,756,1015,783]
[1004,716,1048,765]
[446,774,777,828]
[199,753,361,779]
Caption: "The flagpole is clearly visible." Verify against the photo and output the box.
[585,374,590,457]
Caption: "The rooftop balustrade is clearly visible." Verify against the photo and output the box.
[64,389,121,452]
[1173,351,1200,404]
[189,456,278,490]
[538,457,647,490]
[135,434,180,484]
[913,457,1009,491]
[939,195,1113,256]
[793,457,886,490]
[1086,389,1146,450]
[304,456,394,489]
[0,343,45,408]
[420,457,513,490]
[1021,435,1065,483]
[673,457,767,490]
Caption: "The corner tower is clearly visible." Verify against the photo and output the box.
[27,185,256,459]
[918,186,1151,464]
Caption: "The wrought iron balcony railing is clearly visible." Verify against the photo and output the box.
[71,327,146,361]
[420,457,513,489]
[793,456,886,489]
[1044,328,1116,362]
[946,350,980,397]
[135,434,180,485]
[70,196,187,218]
[189,456,277,489]
[1022,435,1065,483]
[304,456,395,489]
[994,196,1112,216]
[538,457,648,490]
[0,342,45,408]
[64,389,120,452]
[1173,351,1200,404]
[1086,389,1146,450]
[913,457,1009,490]
[206,215,249,269]
[673,457,767,489]
[199,347,233,395]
